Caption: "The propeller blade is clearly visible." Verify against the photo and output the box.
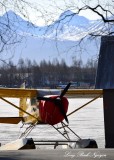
[60,83,71,98]
[54,98,69,123]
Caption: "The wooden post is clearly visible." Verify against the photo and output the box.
[103,90,114,148]
[95,36,114,148]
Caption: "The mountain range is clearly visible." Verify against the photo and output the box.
[0,10,103,65]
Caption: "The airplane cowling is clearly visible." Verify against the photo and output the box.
[38,96,68,125]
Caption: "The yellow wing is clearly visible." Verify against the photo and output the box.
[0,88,37,98]
[0,88,102,98]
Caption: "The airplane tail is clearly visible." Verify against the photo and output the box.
[0,82,40,124]
[19,82,27,117]
[19,82,40,124]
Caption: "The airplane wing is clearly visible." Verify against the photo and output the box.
[0,88,37,98]
[0,88,102,98]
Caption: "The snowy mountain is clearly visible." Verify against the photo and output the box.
[1,10,102,40]
[58,10,90,26]
[0,10,103,65]
[0,10,46,36]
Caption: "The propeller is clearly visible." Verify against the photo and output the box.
[37,83,71,123]
[60,82,71,98]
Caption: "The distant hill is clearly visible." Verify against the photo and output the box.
[0,10,102,65]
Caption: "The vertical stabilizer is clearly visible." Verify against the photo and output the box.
[19,82,27,117]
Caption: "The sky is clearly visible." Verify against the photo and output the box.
[22,0,113,26]
[0,0,113,65]
[22,0,101,26]
[1,0,114,26]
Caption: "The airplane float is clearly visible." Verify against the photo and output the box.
[0,83,102,150]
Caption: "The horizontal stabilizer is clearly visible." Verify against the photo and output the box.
[0,117,22,124]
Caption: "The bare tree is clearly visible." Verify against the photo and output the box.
[39,0,114,64]
[0,0,39,57]
[1,0,114,42]
[0,0,114,64]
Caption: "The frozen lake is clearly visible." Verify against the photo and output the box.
[0,97,105,148]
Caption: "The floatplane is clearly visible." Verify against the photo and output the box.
[0,83,102,150]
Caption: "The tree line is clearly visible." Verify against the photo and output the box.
[0,57,97,88]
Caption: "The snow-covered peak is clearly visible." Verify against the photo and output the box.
[56,10,90,27]
[0,10,107,41]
